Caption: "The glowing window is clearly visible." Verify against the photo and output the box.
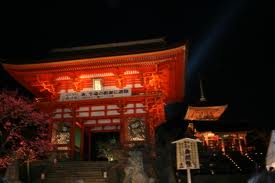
[93,78,102,90]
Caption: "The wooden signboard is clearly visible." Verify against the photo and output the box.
[172,138,200,170]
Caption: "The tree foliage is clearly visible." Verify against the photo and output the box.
[96,137,119,161]
[0,90,53,168]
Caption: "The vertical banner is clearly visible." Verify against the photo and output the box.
[173,138,200,170]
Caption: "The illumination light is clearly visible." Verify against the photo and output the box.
[93,78,102,91]
[80,73,114,79]
[56,76,71,81]
[124,70,140,75]
[207,132,215,137]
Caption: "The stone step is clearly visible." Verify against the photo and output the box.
[46,170,104,174]
[53,167,106,171]
[54,167,107,170]
[46,175,103,178]
[41,161,110,183]
[44,180,107,183]
[43,179,108,183]
[44,177,107,181]
[56,161,110,165]
[50,168,108,173]
[43,176,107,182]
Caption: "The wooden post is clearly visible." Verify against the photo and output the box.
[5,160,22,183]
[221,138,225,154]
[150,120,156,155]
[238,134,243,154]
[71,107,76,160]
[119,122,125,146]
[119,102,126,148]
[187,168,192,183]
[71,121,75,160]
[80,125,84,160]
[88,129,91,161]
[27,159,30,183]
[205,135,208,146]
[147,117,155,151]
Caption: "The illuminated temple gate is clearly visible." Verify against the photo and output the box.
[3,39,186,160]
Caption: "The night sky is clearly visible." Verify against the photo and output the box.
[0,1,273,127]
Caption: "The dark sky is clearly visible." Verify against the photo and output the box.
[0,0,273,126]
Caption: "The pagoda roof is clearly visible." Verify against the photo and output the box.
[3,37,186,64]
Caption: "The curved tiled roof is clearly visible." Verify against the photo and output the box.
[3,38,186,65]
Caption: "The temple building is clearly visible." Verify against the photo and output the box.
[195,130,248,154]
[184,123,264,174]
[189,122,252,154]
[3,38,187,160]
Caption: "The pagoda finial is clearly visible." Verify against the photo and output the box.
[199,78,206,102]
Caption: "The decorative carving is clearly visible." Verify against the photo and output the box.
[149,73,161,89]
[127,118,146,141]
[33,76,56,97]
[146,97,165,127]
[143,72,161,90]
[72,77,82,92]
[39,82,55,93]
[116,74,125,89]
[52,122,71,145]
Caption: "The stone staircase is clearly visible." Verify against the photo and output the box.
[42,161,111,183]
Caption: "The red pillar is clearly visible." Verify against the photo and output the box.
[119,102,126,148]
[146,115,156,157]
[88,128,92,161]
[80,125,84,160]
[70,106,76,160]
[70,121,75,160]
